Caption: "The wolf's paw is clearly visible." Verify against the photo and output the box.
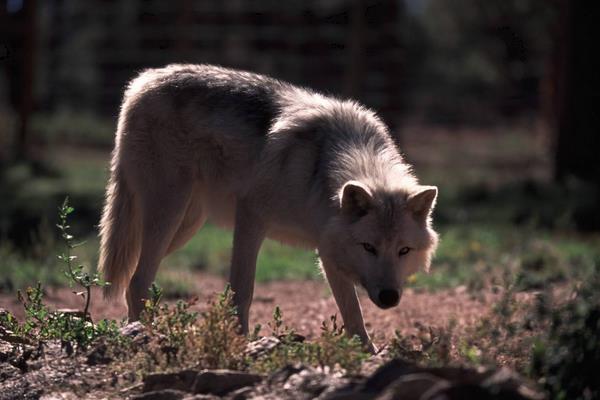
[366,341,378,354]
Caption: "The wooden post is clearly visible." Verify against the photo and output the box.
[345,0,366,99]
[553,0,600,186]
[15,0,36,162]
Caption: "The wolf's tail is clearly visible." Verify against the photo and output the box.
[98,166,142,300]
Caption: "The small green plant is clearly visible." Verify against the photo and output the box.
[195,285,246,369]
[0,198,120,349]
[135,284,245,372]
[268,305,295,338]
[16,283,51,338]
[314,315,369,373]
[57,197,109,320]
[253,309,368,374]
[137,282,199,367]
[140,282,164,325]
[530,266,600,400]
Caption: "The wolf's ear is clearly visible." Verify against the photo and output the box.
[407,186,438,218]
[340,181,373,218]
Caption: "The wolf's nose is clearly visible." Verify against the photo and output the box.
[378,289,400,308]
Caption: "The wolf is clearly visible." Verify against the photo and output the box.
[98,64,439,351]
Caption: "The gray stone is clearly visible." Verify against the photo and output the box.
[39,392,79,400]
[192,370,263,395]
[228,386,256,400]
[133,389,188,400]
[0,362,21,381]
[245,336,281,359]
[120,321,146,337]
[86,342,113,365]
[0,338,14,362]
[374,373,449,400]
[143,370,199,392]
[268,364,305,386]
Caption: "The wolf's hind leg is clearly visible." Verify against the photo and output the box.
[126,178,193,320]
[229,201,266,334]
[320,258,376,353]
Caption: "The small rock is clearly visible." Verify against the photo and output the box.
[143,370,199,392]
[425,365,493,384]
[228,386,255,400]
[0,329,33,345]
[40,392,80,400]
[273,365,351,399]
[278,333,306,343]
[481,367,545,400]
[120,321,146,337]
[132,389,188,400]
[268,364,306,386]
[86,342,113,365]
[192,370,263,395]
[0,362,21,381]
[245,336,281,359]
[375,373,450,400]
[361,359,420,393]
[425,384,495,400]
[0,338,14,362]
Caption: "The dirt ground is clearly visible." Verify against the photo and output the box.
[0,272,502,347]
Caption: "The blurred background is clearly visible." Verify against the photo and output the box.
[1,0,599,297]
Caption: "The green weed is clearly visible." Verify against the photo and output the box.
[252,310,368,375]
[165,224,319,282]
[0,198,118,349]
[135,284,246,372]
[530,264,600,400]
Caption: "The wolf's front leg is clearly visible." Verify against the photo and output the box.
[320,258,377,353]
[229,202,266,334]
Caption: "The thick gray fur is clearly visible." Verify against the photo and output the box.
[99,64,439,352]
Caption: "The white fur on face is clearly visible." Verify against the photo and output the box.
[321,202,437,294]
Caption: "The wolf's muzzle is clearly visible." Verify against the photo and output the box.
[378,289,400,308]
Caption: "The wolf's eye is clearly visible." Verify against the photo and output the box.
[361,242,377,255]
[398,247,411,256]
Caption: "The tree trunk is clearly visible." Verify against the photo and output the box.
[553,0,600,186]
[551,0,600,230]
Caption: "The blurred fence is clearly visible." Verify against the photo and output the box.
[4,0,406,126]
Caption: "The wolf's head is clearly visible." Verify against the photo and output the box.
[320,181,439,309]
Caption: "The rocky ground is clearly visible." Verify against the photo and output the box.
[0,273,546,399]
[0,330,544,400]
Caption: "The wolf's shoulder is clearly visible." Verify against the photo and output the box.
[273,86,391,143]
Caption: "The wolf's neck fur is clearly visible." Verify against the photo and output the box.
[269,85,417,211]
[314,100,418,202]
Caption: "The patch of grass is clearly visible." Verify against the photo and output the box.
[530,270,600,400]
[166,223,319,282]
[409,224,600,291]
[155,267,197,299]
[32,109,114,148]
[0,229,101,293]
[0,243,66,292]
